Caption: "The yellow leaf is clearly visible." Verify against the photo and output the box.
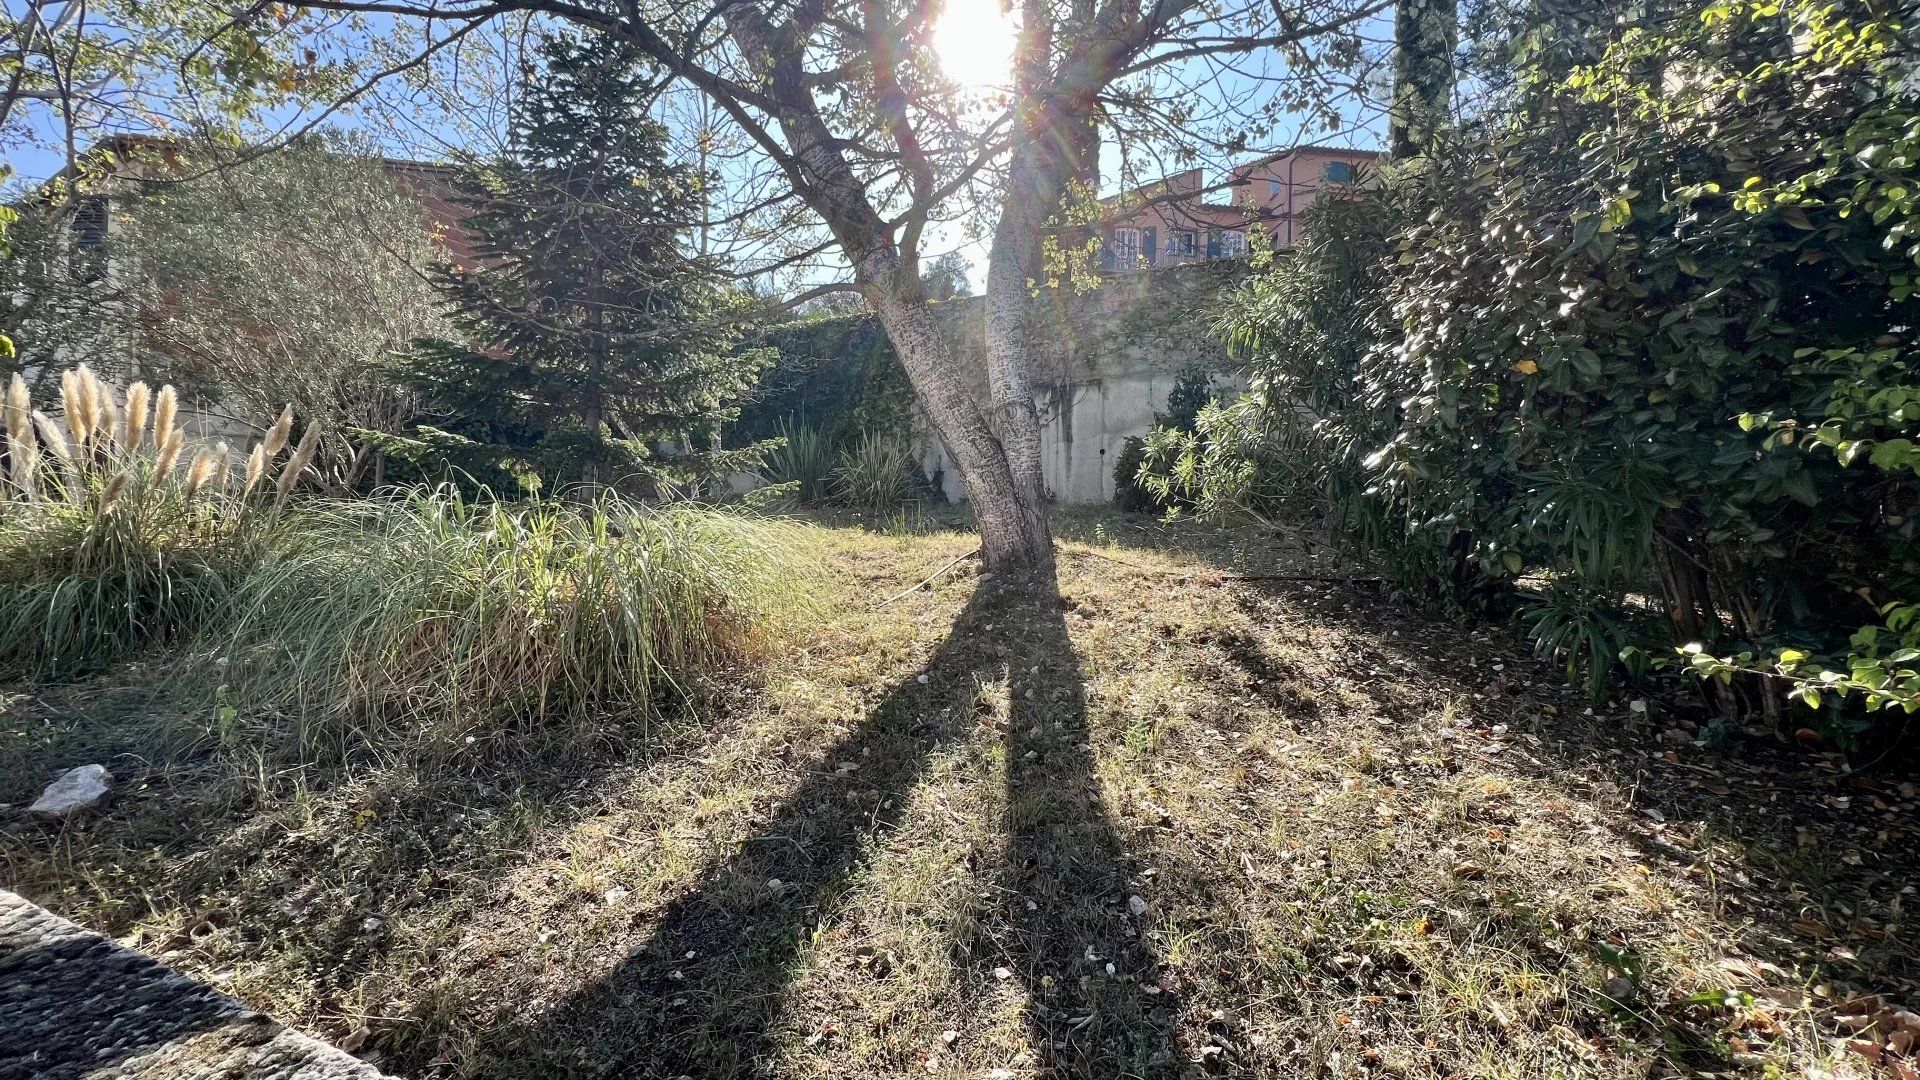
[1513,359,1540,375]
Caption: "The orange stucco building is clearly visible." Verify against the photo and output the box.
[1098,146,1380,270]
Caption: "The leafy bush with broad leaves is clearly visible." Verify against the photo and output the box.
[1140,0,1920,730]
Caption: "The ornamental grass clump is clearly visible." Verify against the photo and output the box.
[833,429,918,513]
[208,488,809,752]
[0,366,318,673]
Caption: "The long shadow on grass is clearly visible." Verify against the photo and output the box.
[1053,507,1920,1065]
[0,694,693,1075]
[472,582,1192,1078]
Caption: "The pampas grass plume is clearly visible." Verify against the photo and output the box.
[120,382,152,452]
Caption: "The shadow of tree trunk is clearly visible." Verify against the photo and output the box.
[469,582,1192,1078]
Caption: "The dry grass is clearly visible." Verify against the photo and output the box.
[5,507,1918,1079]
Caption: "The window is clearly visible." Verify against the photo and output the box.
[1168,229,1196,259]
[1324,161,1355,183]
[70,197,109,282]
[1111,227,1141,267]
[1220,230,1247,257]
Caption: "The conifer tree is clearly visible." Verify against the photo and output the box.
[405,32,766,492]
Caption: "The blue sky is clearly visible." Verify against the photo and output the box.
[3,1,1392,288]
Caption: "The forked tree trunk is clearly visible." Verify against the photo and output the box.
[860,255,1056,587]
[721,2,1063,592]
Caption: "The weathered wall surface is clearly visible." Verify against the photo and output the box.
[918,263,1244,503]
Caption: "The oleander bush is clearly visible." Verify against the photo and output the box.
[1139,0,1920,733]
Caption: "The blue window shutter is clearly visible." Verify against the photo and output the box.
[1142,227,1157,264]
[1206,229,1221,258]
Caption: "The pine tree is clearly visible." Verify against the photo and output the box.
[405,33,767,492]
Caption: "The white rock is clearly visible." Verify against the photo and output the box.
[604,886,630,906]
[1127,895,1149,917]
[29,764,111,818]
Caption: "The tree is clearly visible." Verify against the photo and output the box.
[1,1,347,176]
[1390,0,1459,156]
[110,135,452,488]
[0,193,138,400]
[265,0,1386,593]
[922,251,973,301]
[401,33,768,493]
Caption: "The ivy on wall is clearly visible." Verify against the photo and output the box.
[729,312,916,446]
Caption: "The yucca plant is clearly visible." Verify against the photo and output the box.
[0,365,319,672]
[833,429,918,513]
[205,487,810,753]
[761,420,836,503]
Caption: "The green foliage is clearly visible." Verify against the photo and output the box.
[1112,436,1155,512]
[0,368,319,674]
[2,1,354,158]
[761,420,837,503]
[112,134,450,481]
[401,33,768,493]
[834,430,918,513]
[0,194,139,401]
[1142,0,1920,726]
[1115,366,1225,513]
[1,368,806,748]
[730,312,915,448]
[206,490,809,753]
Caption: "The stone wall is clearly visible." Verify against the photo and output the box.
[917,262,1245,503]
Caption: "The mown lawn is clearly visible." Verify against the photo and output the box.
[4,507,1918,1079]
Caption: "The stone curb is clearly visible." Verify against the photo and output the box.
[0,889,392,1080]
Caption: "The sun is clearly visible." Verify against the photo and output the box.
[931,0,1017,91]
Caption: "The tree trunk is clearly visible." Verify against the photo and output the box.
[720,3,1062,591]
[861,257,1056,587]
[1390,0,1459,158]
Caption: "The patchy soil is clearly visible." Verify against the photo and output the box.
[5,507,1919,1079]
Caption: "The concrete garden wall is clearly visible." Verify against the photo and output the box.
[918,262,1245,503]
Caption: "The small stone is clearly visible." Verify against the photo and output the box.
[361,916,384,933]
[29,764,112,818]
[941,1029,960,1046]
[1127,895,1149,917]
[994,966,1012,980]
[604,886,630,906]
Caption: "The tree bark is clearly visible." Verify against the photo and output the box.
[864,257,1055,585]
[1390,0,1459,158]
[721,4,1060,591]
